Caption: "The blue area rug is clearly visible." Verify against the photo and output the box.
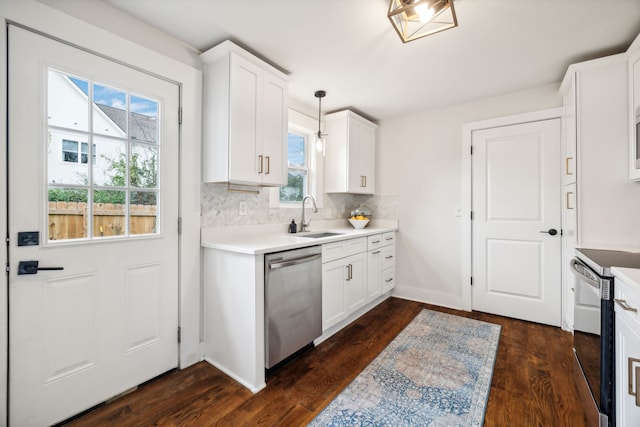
[309,309,501,426]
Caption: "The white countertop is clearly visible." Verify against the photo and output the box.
[612,267,640,291]
[201,219,399,255]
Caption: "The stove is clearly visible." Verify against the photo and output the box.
[572,248,640,427]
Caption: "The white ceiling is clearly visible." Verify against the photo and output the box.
[102,0,640,121]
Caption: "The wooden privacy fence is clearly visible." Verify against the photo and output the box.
[48,201,157,240]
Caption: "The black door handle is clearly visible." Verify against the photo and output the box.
[18,261,64,275]
[539,228,558,236]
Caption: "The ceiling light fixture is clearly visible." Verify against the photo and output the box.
[388,0,458,43]
[314,90,327,155]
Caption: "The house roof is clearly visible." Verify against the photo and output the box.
[97,104,158,144]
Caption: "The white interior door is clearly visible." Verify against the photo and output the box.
[8,25,180,426]
[472,118,561,326]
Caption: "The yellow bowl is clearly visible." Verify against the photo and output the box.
[348,219,370,229]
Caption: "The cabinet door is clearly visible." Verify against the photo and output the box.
[630,51,640,181]
[347,118,375,194]
[261,72,288,186]
[562,79,577,185]
[345,253,366,313]
[367,249,382,302]
[616,309,640,426]
[322,259,348,331]
[229,53,261,184]
[562,183,577,330]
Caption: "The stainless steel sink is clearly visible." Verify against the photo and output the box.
[298,232,344,238]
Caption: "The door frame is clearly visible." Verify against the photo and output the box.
[460,108,562,312]
[1,2,203,424]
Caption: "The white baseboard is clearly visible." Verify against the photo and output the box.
[392,285,467,312]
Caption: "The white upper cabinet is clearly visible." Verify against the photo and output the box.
[201,41,288,186]
[324,110,377,194]
[629,49,640,181]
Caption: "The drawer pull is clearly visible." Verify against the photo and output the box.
[372,250,381,255]
[385,255,394,260]
[385,278,393,283]
[628,357,640,406]
[615,299,638,313]
[371,240,381,244]
[385,237,394,241]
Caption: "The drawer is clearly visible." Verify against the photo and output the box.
[382,245,395,270]
[382,266,395,291]
[382,232,396,246]
[615,278,640,327]
[323,237,367,263]
[367,234,384,250]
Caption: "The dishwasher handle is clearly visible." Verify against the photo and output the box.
[269,253,321,270]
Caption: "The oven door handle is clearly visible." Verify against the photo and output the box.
[570,258,601,290]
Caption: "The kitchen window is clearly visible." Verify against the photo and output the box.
[271,109,323,208]
[280,130,308,203]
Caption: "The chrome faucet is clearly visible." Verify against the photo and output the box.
[300,194,318,232]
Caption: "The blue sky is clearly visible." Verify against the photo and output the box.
[69,76,158,117]
[287,132,305,167]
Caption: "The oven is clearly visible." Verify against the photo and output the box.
[572,248,640,427]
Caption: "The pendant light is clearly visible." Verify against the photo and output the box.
[314,90,327,155]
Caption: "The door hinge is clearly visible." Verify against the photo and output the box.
[470,145,473,155]
[177,326,181,343]
[560,229,564,236]
[470,211,474,220]
[5,265,9,274]
[178,107,183,125]
[470,276,473,286]
[178,217,183,235]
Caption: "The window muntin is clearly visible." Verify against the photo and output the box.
[47,69,161,242]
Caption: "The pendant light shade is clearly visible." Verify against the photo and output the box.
[314,90,327,154]
[388,0,458,43]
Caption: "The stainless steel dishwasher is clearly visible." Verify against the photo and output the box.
[265,245,322,369]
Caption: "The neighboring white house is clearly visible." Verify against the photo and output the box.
[47,69,158,188]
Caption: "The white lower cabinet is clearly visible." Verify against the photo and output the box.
[322,232,396,333]
[322,252,366,330]
[615,276,640,426]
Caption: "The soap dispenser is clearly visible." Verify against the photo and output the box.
[288,219,297,234]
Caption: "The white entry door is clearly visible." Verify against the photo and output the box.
[8,26,180,426]
[472,118,561,326]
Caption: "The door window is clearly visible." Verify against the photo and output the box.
[47,69,160,241]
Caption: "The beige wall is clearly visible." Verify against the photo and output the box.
[377,83,562,308]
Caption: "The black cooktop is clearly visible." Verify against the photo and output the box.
[576,248,640,275]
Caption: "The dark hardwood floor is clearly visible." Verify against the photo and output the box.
[64,297,589,426]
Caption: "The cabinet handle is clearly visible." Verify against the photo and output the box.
[362,176,367,187]
[385,255,394,260]
[615,299,638,313]
[265,156,270,175]
[565,157,574,176]
[566,192,574,210]
[258,155,263,174]
[346,264,352,281]
[385,278,393,283]
[628,357,640,405]
[636,366,640,407]
[385,237,394,241]
[372,250,381,255]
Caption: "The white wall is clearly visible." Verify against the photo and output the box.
[378,83,563,308]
